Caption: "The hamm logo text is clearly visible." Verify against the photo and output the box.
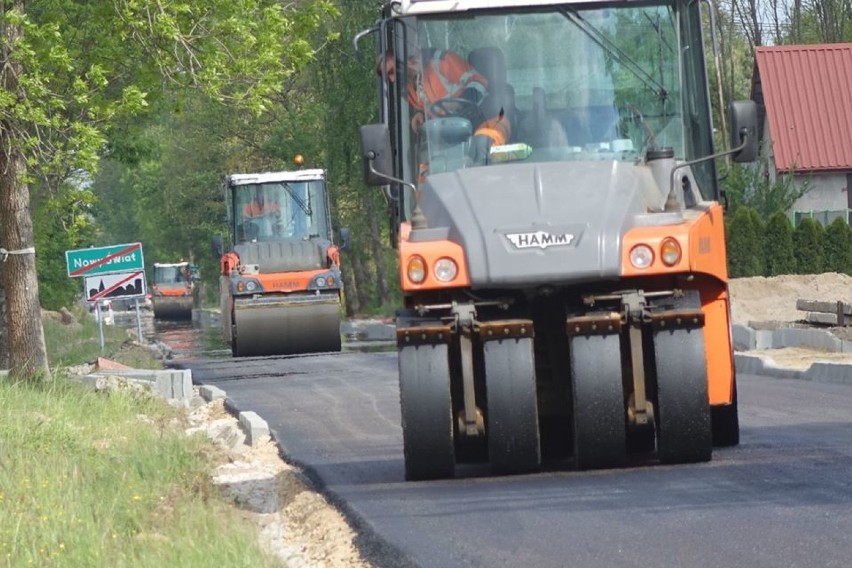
[505,231,575,250]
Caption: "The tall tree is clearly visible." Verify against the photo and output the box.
[823,216,852,274]
[311,0,398,315]
[763,210,796,276]
[0,0,333,378]
[793,217,825,274]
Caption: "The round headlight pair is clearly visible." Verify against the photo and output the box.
[315,275,335,287]
[629,238,682,269]
[407,255,458,284]
[236,280,259,293]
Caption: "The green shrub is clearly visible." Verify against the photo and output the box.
[793,217,825,274]
[726,206,764,277]
[746,208,765,276]
[763,210,796,276]
[823,217,852,274]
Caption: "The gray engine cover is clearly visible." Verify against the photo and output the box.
[234,240,328,273]
[417,160,677,288]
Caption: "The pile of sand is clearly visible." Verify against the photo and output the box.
[728,272,852,326]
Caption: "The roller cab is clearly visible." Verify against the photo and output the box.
[358,0,756,479]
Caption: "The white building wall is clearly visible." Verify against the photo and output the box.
[791,173,847,213]
[761,121,849,219]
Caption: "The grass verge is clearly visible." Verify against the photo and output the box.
[43,308,162,370]
[0,309,279,567]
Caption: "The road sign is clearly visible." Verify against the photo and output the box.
[66,242,144,278]
[84,271,147,302]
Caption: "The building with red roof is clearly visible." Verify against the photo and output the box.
[753,43,852,224]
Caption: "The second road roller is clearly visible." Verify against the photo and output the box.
[213,158,347,357]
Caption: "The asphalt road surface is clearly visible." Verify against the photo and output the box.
[173,351,852,568]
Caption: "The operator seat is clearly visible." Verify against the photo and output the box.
[467,47,518,143]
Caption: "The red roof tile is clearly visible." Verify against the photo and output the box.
[754,44,852,172]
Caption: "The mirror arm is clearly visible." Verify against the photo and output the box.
[666,131,751,210]
[366,152,416,192]
[365,153,428,230]
[353,25,379,61]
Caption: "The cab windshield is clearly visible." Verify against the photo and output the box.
[233,180,329,243]
[389,4,713,190]
[153,265,188,285]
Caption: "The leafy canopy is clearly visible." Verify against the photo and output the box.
[3,0,336,183]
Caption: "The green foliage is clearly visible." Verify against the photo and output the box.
[721,162,811,219]
[763,211,797,276]
[793,217,825,274]
[746,207,765,276]
[726,206,764,277]
[823,217,852,275]
[10,1,337,312]
[35,179,98,310]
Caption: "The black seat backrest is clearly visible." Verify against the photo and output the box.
[468,47,517,141]
[559,105,620,147]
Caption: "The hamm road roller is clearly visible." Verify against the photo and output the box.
[357,0,756,480]
[151,261,196,320]
[213,162,346,357]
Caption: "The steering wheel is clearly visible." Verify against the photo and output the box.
[429,97,481,123]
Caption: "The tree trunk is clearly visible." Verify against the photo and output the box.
[367,194,389,306]
[341,264,358,318]
[0,3,50,378]
[351,252,372,315]
[0,264,8,370]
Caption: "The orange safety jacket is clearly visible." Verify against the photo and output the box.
[408,50,511,146]
[243,201,280,218]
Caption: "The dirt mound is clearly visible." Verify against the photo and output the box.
[728,272,852,326]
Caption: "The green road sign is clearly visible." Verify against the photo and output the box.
[66,242,144,277]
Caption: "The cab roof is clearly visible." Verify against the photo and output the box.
[227,169,326,186]
[393,0,611,15]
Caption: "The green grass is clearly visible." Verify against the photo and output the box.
[43,308,162,370]
[0,378,277,567]
[0,310,280,567]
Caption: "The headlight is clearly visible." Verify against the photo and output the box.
[245,280,258,292]
[407,255,426,284]
[660,238,682,267]
[315,276,327,287]
[630,244,654,269]
[433,258,458,282]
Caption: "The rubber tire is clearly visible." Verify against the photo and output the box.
[569,333,627,470]
[398,343,455,481]
[484,336,541,476]
[653,292,712,464]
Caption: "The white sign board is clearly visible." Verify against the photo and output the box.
[85,271,147,302]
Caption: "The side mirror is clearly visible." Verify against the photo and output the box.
[730,100,758,163]
[211,235,223,259]
[359,124,393,186]
[339,227,351,251]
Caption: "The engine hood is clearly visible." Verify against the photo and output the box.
[234,239,330,274]
[415,160,683,287]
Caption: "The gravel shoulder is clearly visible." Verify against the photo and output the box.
[185,396,372,568]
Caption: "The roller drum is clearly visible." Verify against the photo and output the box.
[152,296,193,320]
[232,293,342,356]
